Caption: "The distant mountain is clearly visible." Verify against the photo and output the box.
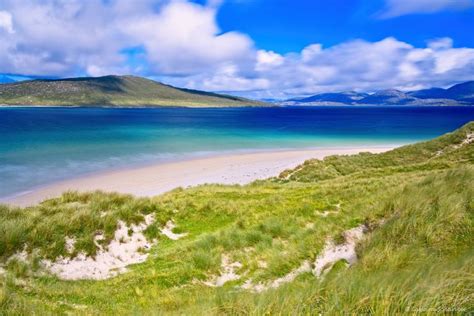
[358,89,416,105]
[0,75,265,107]
[407,87,447,99]
[0,75,16,84]
[282,81,474,106]
[407,81,474,102]
[259,98,283,103]
[292,91,368,103]
[444,81,474,102]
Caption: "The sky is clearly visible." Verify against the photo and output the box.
[0,0,473,99]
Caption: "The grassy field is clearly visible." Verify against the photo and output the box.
[0,122,473,314]
[0,75,265,107]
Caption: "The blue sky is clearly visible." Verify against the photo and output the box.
[0,0,473,98]
[214,0,474,52]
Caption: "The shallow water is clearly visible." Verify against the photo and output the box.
[1,106,474,198]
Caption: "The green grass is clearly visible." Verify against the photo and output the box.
[0,122,473,314]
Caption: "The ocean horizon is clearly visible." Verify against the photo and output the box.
[2,105,474,199]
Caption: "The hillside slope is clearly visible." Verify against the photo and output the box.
[0,75,264,107]
[445,81,474,102]
[0,122,473,314]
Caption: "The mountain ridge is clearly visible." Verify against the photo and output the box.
[290,91,368,103]
[282,81,474,106]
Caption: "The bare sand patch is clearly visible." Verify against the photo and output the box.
[203,254,243,287]
[160,220,188,240]
[454,132,474,149]
[313,225,366,277]
[241,224,367,292]
[435,132,473,157]
[242,261,312,293]
[43,214,155,280]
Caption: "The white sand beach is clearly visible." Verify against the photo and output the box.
[2,146,395,207]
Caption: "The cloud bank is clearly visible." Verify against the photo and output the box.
[229,37,474,99]
[0,0,473,99]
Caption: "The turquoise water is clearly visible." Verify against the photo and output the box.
[1,106,474,199]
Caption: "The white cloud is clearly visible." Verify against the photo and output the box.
[301,44,322,62]
[379,0,474,18]
[248,38,417,97]
[122,0,254,76]
[0,0,131,76]
[0,0,254,79]
[183,64,270,92]
[434,48,474,74]
[0,10,14,34]
[255,50,284,71]
[227,37,474,99]
[428,37,454,50]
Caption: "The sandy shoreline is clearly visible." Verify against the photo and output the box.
[2,146,395,207]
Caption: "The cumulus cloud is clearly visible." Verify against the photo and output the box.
[202,37,474,99]
[182,64,270,92]
[0,0,253,77]
[255,50,284,71]
[238,37,474,99]
[0,0,131,76]
[122,0,254,76]
[0,10,14,34]
[378,0,474,19]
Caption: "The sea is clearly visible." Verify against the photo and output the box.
[1,105,474,199]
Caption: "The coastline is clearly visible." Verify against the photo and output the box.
[0,103,271,108]
[1,146,395,207]
[1,104,473,109]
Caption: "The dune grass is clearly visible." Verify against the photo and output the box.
[0,122,473,314]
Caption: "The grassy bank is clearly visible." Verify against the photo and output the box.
[0,122,473,314]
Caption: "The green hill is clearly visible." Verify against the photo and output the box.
[0,75,265,107]
[0,122,473,314]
